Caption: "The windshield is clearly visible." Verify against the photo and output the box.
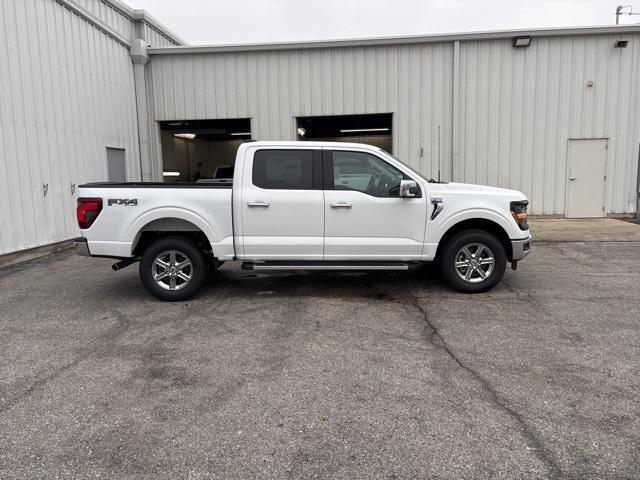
[374,148,427,182]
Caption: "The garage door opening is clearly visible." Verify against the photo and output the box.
[160,119,251,182]
[296,113,392,153]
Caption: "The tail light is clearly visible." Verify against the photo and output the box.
[77,197,102,229]
[510,201,529,230]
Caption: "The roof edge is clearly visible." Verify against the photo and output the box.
[100,0,188,45]
[55,0,131,47]
[148,24,640,55]
[132,9,189,46]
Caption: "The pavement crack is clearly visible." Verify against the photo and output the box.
[403,291,563,480]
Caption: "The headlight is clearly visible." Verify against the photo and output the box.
[510,200,529,230]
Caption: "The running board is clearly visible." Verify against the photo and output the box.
[241,261,418,271]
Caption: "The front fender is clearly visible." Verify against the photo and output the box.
[428,207,516,244]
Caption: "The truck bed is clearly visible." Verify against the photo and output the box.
[77,183,234,259]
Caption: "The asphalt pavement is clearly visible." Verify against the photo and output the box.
[0,227,639,479]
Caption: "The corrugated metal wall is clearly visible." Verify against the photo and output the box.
[457,34,640,214]
[148,44,455,182]
[0,0,140,255]
[148,34,640,214]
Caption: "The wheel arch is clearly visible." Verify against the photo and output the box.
[130,216,214,258]
[434,218,513,261]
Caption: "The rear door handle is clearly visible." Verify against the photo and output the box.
[330,202,352,208]
[248,201,270,207]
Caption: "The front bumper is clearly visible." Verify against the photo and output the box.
[74,237,90,256]
[510,236,532,261]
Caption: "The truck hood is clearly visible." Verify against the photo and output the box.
[438,182,527,201]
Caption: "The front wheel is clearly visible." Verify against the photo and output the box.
[440,229,506,293]
[139,236,206,301]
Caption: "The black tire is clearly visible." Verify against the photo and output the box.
[439,229,506,293]
[139,236,206,301]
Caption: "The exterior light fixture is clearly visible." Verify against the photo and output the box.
[162,171,180,177]
[297,127,306,137]
[614,40,628,48]
[512,36,531,48]
[339,128,390,133]
[173,133,196,139]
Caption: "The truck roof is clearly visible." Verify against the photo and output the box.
[241,140,383,150]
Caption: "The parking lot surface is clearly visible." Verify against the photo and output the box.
[0,233,639,479]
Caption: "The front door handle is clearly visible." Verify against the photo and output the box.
[569,177,577,181]
[330,202,352,208]
[248,201,270,207]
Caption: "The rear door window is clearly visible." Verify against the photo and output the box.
[253,150,319,189]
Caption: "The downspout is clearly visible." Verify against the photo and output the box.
[130,39,153,181]
[452,40,460,182]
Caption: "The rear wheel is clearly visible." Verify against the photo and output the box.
[440,229,506,293]
[139,236,206,301]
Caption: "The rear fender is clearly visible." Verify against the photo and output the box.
[127,207,216,255]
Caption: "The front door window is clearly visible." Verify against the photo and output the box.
[331,151,406,197]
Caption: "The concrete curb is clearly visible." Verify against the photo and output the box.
[0,240,75,269]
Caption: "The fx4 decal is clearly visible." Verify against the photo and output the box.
[108,198,138,206]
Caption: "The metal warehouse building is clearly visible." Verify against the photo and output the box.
[1,0,640,258]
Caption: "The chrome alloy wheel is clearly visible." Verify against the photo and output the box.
[151,250,193,290]
[454,243,495,284]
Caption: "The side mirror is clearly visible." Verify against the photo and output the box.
[399,179,420,198]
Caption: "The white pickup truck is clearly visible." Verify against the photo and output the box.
[75,141,531,301]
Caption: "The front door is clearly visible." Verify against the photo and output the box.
[323,149,427,261]
[566,139,607,218]
[240,147,324,260]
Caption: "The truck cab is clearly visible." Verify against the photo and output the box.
[75,141,531,300]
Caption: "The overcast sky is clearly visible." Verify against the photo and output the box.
[126,0,639,45]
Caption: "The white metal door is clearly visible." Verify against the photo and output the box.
[240,148,324,260]
[566,139,607,218]
[323,149,427,261]
[106,147,126,182]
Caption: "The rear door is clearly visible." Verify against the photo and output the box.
[323,148,427,260]
[240,147,324,260]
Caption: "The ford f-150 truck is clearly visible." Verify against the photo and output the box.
[74,141,531,301]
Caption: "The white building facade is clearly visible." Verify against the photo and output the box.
[146,28,640,218]
[0,0,183,256]
[1,0,639,257]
